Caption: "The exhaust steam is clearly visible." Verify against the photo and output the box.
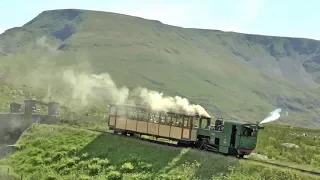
[61,69,211,117]
[259,108,282,124]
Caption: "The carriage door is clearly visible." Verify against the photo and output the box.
[230,125,237,147]
[108,105,117,127]
[182,116,191,140]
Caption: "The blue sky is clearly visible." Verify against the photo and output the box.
[0,0,319,40]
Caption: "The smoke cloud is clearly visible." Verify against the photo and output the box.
[259,108,282,124]
[138,88,210,117]
[1,35,210,117]
[62,69,130,106]
[61,68,211,117]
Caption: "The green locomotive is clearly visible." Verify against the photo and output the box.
[108,104,264,158]
[195,117,264,158]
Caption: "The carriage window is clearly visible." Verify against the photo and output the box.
[165,113,172,125]
[117,106,127,118]
[127,108,137,119]
[149,112,160,123]
[183,116,190,128]
[154,112,160,123]
[149,113,155,122]
[138,109,148,121]
[193,117,199,128]
[175,115,183,127]
[159,112,166,124]
[109,106,117,116]
[171,114,177,126]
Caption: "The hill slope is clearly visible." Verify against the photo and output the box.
[1,124,319,180]
[0,9,320,127]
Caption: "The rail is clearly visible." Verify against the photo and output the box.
[242,158,320,176]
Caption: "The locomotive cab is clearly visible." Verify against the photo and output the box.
[237,123,264,157]
[220,121,264,158]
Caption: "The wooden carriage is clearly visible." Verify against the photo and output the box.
[107,104,200,142]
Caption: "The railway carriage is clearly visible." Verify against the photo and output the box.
[108,104,264,158]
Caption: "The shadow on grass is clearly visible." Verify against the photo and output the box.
[77,133,239,179]
[77,133,181,168]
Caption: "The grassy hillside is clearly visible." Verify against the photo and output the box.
[252,124,320,171]
[0,9,320,128]
[0,124,319,180]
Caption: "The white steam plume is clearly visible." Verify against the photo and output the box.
[61,69,211,117]
[138,88,210,117]
[259,108,282,124]
[62,69,130,106]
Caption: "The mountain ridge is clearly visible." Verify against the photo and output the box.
[10,9,320,41]
[0,9,319,128]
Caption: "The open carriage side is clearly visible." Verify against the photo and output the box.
[107,104,200,144]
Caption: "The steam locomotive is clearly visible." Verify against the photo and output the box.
[107,104,264,158]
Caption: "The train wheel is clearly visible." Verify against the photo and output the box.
[198,138,209,150]
[239,155,244,159]
[195,140,201,149]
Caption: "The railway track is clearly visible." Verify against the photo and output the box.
[242,158,320,176]
[86,128,320,177]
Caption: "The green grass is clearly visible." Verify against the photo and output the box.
[250,123,320,171]
[1,124,319,180]
[0,9,320,128]
[57,115,320,172]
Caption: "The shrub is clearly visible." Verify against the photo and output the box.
[129,173,153,180]
[97,158,110,167]
[106,171,122,180]
[78,175,91,180]
[81,152,89,159]
[88,164,101,176]
[105,166,116,173]
[43,157,52,164]
[120,162,134,173]
[137,161,153,171]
